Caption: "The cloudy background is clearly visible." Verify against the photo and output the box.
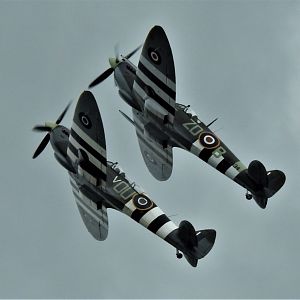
[0,0,299,298]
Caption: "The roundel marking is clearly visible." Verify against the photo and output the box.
[132,194,153,210]
[79,112,92,129]
[151,51,159,61]
[148,47,161,65]
[204,135,215,145]
[199,132,220,149]
[137,197,148,206]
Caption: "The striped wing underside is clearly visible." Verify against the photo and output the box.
[67,91,107,187]
[133,26,176,124]
[133,111,173,181]
[70,176,108,241]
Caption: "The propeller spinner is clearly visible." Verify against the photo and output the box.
[32,101,72,159]
[88,44,142,88]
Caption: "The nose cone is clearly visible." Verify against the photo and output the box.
[109,57,118,68]
[44,121,57,130]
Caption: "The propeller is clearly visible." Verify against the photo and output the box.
[88,44,142,89]
[32,101,72,159]
[32,133,50,159]
[124,44,142,60]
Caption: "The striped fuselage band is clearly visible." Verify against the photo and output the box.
[123,199,178,240]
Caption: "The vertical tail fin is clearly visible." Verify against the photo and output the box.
[237,160,286,208]
[166,220,216,267]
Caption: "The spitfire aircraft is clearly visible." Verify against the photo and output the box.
[89,26,286,209]
[32,91,216,267]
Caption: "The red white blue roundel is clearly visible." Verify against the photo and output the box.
[199,132,220,149]
[132,194,153,210]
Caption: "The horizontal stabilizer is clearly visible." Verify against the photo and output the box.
[183,229,216,267]
[170,220,216,267]
[265,170,286,198]
[196,229,217,258]
[246,160,286,209]
[183,253,198,268]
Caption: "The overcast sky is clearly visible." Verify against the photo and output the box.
[1,0,300,298]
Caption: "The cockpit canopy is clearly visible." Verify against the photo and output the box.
[176,103,201,123]
[107,161,145,194]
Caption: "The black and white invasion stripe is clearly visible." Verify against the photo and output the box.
[122,196,178,240]
[187,133,247,180]
[139,55,176,95]
[67,121,107,186]
[133,55,176,119]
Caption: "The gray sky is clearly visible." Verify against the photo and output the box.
[0,0,299,298]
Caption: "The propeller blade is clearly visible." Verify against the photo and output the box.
[32,133,50,159]
[56,101,72,124]
[125,44,143,60]
[32,125,52,132]
[88,67,114,88]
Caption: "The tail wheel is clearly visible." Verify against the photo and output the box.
[176,249,183,259]
[246,191,253,200]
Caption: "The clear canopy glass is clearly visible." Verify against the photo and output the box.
[107,161,144,193]
[176,103,201,123]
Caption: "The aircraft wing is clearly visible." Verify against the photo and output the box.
[133,25,176,124]
[67,91,107,188]
[133,110,173,181]
[69,176,108,241]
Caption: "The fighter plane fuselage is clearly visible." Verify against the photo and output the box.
[47,121,215,266]
[112,58,285,209]
[114,60,245,178]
